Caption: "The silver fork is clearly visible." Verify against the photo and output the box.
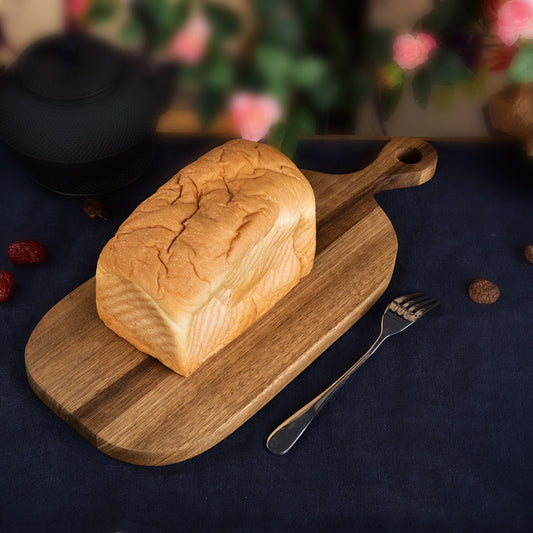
[266,293,440,455]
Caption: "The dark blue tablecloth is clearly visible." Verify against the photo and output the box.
[1,136,532,532]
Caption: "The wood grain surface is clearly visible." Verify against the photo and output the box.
[25,137,437,465]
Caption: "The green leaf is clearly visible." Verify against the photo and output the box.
[197,88,225,130]
[254,44,293,98]
[173,0,191,28]
[292,57,328,89]
[380,83,403,120]
[87,0,116,22]
[427,49,471,85]
[309,77,340,111]
[289,105,316,136]
[508,45,533,83]
[205,4,241,41]
[202,56,234,90]
[379,63,404,89]
[135,0,189,49]
[255,44,293,83]
[121,17,143,46]
[265,80,291,105]
[262,17,302,48]
[412,67,432,109]
[269,122,298,158]
[178,64,201,87]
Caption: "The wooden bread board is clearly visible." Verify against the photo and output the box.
[25,137,437,465]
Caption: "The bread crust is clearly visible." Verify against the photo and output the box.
[96,139,316,375]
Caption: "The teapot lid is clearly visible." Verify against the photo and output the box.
[14,33,124,101]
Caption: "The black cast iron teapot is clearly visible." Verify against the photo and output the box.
[0,29,175,195]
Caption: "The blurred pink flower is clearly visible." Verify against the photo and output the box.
[229,93,282,142]
[497,0,533,45]
[167,13,211,64]
[393,33,437,70]
[66,0,91,19]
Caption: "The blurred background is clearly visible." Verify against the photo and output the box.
[1,0,531,156]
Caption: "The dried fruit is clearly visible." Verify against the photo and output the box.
[0,271,15,303]
[468,278,500,304]
[525,244,533,264]
[83,198,110,220]
[8,240,47,265]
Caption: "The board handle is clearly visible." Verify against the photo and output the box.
[358,137,438,194]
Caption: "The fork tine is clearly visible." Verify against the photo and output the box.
[398,294,428,309]
[394,293,423,305]
[413,299,440,317]
[405,295,434,311]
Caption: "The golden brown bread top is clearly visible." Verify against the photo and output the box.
[97,139,315,317]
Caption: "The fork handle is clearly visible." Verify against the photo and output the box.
[266,334,389,455]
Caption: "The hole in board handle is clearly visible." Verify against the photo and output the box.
[397,147,422,164]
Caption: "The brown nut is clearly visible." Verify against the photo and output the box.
[525,244,533,264]
[468,279,500,304]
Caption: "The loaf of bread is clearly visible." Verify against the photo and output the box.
[96,139,316,376]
